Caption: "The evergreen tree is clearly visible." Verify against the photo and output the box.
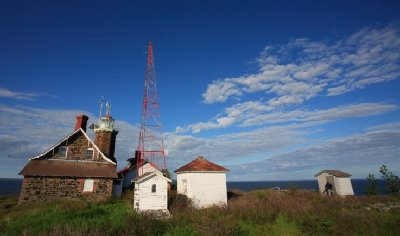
[366,173,378,195]
[379,165,400,194]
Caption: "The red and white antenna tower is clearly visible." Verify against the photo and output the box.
[136,41,166,174]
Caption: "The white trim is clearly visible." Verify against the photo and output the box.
[30,128,116,165]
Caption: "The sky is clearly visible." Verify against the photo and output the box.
[1,0,400,180]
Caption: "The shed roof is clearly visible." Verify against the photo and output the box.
[118,159,152,174]
[133,171,172,183]
[174,156,229,173]
[314,170,352,178]
[19,159,117,178]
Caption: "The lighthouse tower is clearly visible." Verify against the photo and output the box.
[91,100,118,164]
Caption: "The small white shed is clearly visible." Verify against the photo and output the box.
[174,156,229,208]
[133,170,172,214]
[314,170,354,196]
[119,159,158,191]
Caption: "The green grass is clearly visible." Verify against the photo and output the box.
[1,190,400,235]
[0,198,133,235]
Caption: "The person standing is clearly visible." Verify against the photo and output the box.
[324,181,333,196]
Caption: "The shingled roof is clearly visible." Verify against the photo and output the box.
[174,156,229,173]
[314,170,352,178]
[19,159,118,178]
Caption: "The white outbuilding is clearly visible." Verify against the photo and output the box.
[133,170,172,216]
[174,156,229,208]
[314,170,354,196]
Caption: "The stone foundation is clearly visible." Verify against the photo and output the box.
[19,176,113,204]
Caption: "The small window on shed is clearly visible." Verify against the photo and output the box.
[85,148,94,160]
[83,179,94,192]
[182,179,187,194]
[58,146,67,158]
[151,184,156,193]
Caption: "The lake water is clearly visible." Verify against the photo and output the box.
[0,178,386,196]
[0,178,23,196]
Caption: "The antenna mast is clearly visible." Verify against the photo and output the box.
[99,96,104,121]
[136,41,166,174]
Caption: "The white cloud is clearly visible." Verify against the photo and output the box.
[202,79,242,103]
[227,122,400,180]
[0,87,39,101]
[176,101,269,133]
[202,23,400,106]
[165,125,305,171]
[180,102,397,133]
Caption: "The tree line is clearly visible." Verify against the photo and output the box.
[366,165,399,195]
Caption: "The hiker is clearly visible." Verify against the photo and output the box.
[324,182,333,196]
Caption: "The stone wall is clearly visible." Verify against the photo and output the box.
[95,130,118,160]
[42,132,105,162]
[18,176,113,203]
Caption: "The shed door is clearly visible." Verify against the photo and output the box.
[326,176,336,192]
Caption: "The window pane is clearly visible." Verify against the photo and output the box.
[151,184,156,193]
[85,149,93,159]
[59,146,67,158]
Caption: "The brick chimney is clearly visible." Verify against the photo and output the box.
[75,114,89,132]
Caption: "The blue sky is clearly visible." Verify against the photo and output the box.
[1,0,400,180]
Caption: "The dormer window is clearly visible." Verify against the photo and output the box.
[58,146,67,159]
[85,148,94,160]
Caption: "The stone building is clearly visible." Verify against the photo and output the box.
[175,156,229,208]
[18,114,119,203]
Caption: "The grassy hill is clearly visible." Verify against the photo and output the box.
[1,189,399,235]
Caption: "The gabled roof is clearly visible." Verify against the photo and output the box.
[133,171,172,183]
[174,156,229,173]
[19,159,117,178]
[118,159,151,174]
[314,170,352,178]
[31,128,115,165]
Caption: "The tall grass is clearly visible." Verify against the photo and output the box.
[1,190,400,235]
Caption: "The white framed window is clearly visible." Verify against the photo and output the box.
[85,148,94,160]
[83,179,94,192]
[58,146,67,158]
[151,184,156,193]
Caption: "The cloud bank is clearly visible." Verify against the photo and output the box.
[203,23,400,106]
